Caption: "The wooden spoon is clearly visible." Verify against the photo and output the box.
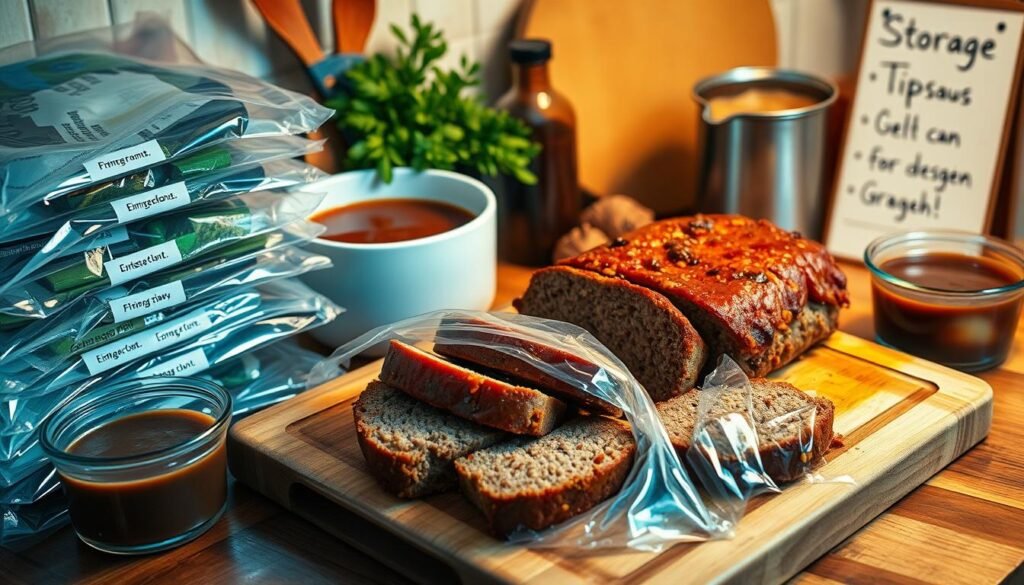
[333,0,376,54]
[250,0,325,67]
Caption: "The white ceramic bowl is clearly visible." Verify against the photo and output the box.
[301,168,497,349]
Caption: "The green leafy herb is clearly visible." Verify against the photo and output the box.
[327,14,540,184]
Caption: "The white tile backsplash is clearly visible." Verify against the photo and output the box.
[109,0,190,42]
[474,0,523,35]
[0,1,33,47]
[791,0,868,77]
[436,34,479,80]
[771,0,797,67]
[477,30,513,102]
[30,0,112,38]
[413,0,476,40]
[366,0,413,56]
[186,0,304,78]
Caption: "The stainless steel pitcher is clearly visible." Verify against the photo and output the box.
[693,67,837,238]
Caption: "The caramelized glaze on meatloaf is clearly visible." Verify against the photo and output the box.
[522,214,849,377]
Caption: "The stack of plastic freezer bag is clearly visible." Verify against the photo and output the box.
[0,51,344,547]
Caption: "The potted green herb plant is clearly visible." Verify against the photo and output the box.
[326,15,540,184]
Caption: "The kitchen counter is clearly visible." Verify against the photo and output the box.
[2,261,1022,585]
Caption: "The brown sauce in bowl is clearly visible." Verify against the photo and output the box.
[68,409,213,458]
[880,253,1018,291]
[311,198,475,244]
[62,409,227,548]
[872,252,1024,369]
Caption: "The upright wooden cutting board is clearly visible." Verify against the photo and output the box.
[228,332,991,584]
[519,0,778,215]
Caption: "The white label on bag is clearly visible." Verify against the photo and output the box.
[110,181,191,223]
[109,280,187,323]
[141,348,211,378]
[60,226,131,258]
[83,139,167,181]
[104,240,183,286]
[81,310,215,375]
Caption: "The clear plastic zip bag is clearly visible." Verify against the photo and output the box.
[0,246,330,422]
[0,465,59,506]
[0,223,325,362]
[0,50,333,215]
[0,465,63,549]
[134,340,336,419]
[0,159,324,290]
[0,490,68,550]
[0,433,51,489]
[0,280,341,486]
[0,135,323,241]
[0,220,324,335]
[310,311,842,551]
[0,286,270,397]
[122,283,341,382]
[688,356,845,490]
[0,188,325,320]
[226,343,337,418]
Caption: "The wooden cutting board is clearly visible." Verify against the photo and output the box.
[228,331,992,584]
[519,0,778,215]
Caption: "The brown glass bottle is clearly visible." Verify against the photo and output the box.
[496,39,580,266]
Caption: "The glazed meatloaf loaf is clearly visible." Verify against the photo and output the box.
[517,215,849,379]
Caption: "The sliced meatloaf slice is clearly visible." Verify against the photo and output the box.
[454,416,635,537]
[353,381,508,498]
[433,319,623,417]
[513,266,707,401]
[560,214,849,377]
[657,379,835,483]
[379,340,568,436]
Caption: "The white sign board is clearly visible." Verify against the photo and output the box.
[826,0,1024,259]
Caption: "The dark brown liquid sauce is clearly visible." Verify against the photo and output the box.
[62,409,226,548]
[311,198,475,244]
[69,409,212,458]
[880,253,1019,291]
[873,253,1024,370]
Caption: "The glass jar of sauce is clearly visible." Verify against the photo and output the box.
[865,231,1024,371]
[40,377,231,554]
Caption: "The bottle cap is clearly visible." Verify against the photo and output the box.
[509,39,552,64]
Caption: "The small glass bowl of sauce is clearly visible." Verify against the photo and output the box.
[865,231,1024,371]
[40,377,231,554]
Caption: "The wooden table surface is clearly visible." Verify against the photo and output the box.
[2,261,1022,585]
